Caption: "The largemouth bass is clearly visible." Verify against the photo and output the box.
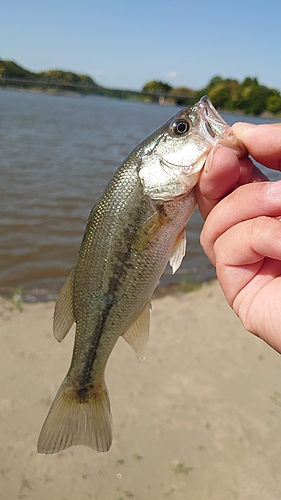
[38,96,246,454]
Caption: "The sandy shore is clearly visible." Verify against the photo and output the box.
[1,280,281,499]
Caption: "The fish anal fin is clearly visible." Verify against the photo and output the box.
[169,228,186,274]
[53,267,75,342]
[37,380,112,454]
[133,210,168,253]
[122,301,151,360]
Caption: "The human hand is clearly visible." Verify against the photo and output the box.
[196,123,281,352]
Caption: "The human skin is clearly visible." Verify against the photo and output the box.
[196,123,281,353]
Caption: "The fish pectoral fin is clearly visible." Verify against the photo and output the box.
[132,209,168,253]
[169,228,187,274]
[53,266,75,342]
[122,301,151,360]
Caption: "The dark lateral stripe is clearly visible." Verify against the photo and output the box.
[78,183,148,386]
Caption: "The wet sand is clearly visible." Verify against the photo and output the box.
[1,280,281,500]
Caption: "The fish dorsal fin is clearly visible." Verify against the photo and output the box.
[169,228,186,274]
[122,301,151,360]
[53,266,75,342]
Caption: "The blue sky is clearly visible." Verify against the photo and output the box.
[2,0,281,91]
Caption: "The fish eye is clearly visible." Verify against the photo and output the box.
[171,119,191,136]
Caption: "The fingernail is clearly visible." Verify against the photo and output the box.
[267,180,281,198]
[232,122,257,138]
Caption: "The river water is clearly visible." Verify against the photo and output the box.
[1,89,280,301]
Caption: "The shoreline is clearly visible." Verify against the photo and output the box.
[1,279,281,498]
[2,87,280,119]
[0,275,213,306]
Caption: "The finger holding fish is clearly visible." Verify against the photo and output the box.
[196,142,268,220]
[197,122,281,221]
[233,122,281,170]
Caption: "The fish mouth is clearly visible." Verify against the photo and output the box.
[197,95,248,158]
[159,96,246,178]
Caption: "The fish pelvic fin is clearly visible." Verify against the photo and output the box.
[53,267,75,342]
[37,380,112,454]
[169,228,187,274]
[122,301,151,360]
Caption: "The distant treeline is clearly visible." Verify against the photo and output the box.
[1,60,281,116]
[142,77,281,116]
[195,75,281,116]
[0,60,96,88]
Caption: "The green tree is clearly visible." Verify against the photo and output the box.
[233,77,275,115]
[38,70,96,86]
[142,80,172,94]
[207,76,224,88]
[194,76,239,110]
[194,75,224,100]
[266,93,281,114]
[208,80,239,110]
[0,60,35,79]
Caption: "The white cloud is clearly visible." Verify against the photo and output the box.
[165,71,178,79]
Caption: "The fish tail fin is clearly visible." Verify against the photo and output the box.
[37,380,112,454]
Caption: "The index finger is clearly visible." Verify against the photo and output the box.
[232,122,281,171]
[196,145,267,220]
